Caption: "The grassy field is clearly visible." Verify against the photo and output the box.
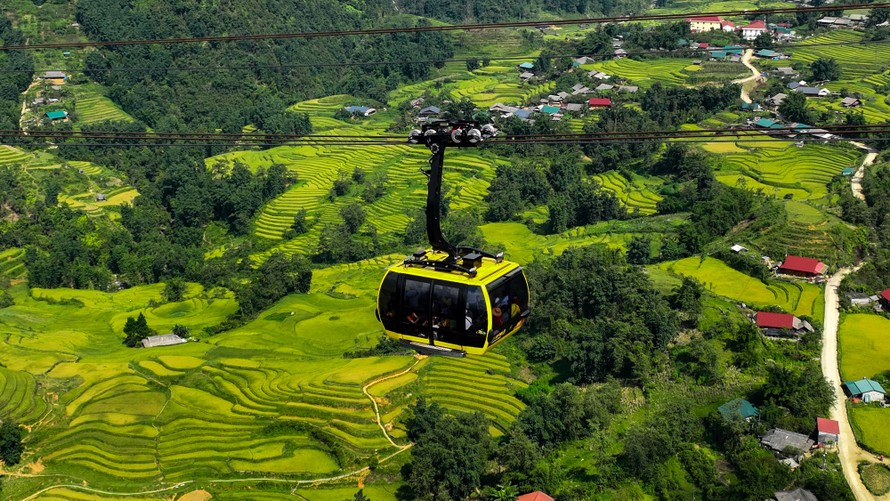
[655,257,823,319]
[838,314,890,381]
[850,407,890,457]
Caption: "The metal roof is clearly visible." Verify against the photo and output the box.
[141,334,187,348]
[718,398,759,420]
[761,428,814,454]
[844,378,886,396]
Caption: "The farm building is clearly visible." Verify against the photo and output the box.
[45,110,68,121]
[517,492,554,501]
[755,312,814,337]
[519,72,534,81]
[760,428,814,457]
[571,85,591,95]
[540,105,560,114]
[588,98,612,108]
[843,378,886,403]
[417,106,440,116]
[842,167,856,177]
[718,398,759,422]
[41,71,67,84]
[614,48,627,58]
[731,244,748,253]
[686,16,723,32]
[141,334,187,348]
[595,83,614,92]
[768,93,787,106]
[618,85,639,93]
[343,105,376,116]
[847,292,877,306]
[794,87,831,97]
[95,194,107,202]
[564,103,583,113]
[880,288,890,310]
[588,71,610,80]
[775,67,798,77]
[816,417,839,445]
[840,97,862,108]
[755,49,782,59]
[773,488,818,501]
[777,255,826,278]
[518,62,534,70]
[741,20,768,41]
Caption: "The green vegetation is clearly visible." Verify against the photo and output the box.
[851,407,890,457]
[860,462,890,495]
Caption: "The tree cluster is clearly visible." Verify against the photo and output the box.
[0,420,24,466]
[236,251,312,317]
[123,312,156,347]
[396,0,649,23]
[0,20,34,131]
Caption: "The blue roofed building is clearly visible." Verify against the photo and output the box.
[843,378,886,403]
[518,62,534,70]
[718,398,760,422]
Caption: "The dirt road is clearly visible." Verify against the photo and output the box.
[822,267,884,501]
[849,141,878,201]
[733,49,762,104]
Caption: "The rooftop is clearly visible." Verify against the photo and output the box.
[881,288,890,302]
[756,312,795,329]
[588,98,612,107]
[687,16,723,22]
[761,428,814,454]
[817,417,840,435]
[779,255,826,274]
[844,378,886,396]
[718,398,759,421]
[743,19,767,30]
[517,492,555,501]
[774,488,819,501]
[141,334,187,348]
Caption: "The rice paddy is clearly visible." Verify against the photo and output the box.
[592,170,663,215]
[72,84,135,125]
[838,314,890,382]
[850,407,890,457]
[654,256,823,318]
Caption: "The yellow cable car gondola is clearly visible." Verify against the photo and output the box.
[375,120,530,357]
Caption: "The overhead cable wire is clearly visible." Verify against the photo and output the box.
[9,39,890,74]
[1,3,885,51]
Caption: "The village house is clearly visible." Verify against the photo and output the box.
[795,86,831,98]
[343,105,376,117]
[45,110,68,121]
[755,311,814,338]
[686,16,724,32]
[618,85,639,93]
[816,417,839,445]
[774,488,819,501]
[417,106,440,118]
[761,428,814,457]
[595,83,614,92]
[730,244,748,253]
[614,48,628,58]
[519,71,534,81]
[518,62,534,71]
[843,378,886,403]
[741,19,768,41]
[95,193,107,202]
[518,492,555,501]
[718,398,759,422]
[840,97,862,108]
[768,93,787,107]
[847,292,878,307]
[588,98,612,108]
[141,333,187,348]
[775,67,799,78]
[720,20,736,32]
[777,255,826,278]
[41,70,67,84]
[880,288,890,311]
[755,49,783,59]
[588,71,610,80]
[564,103,583,113]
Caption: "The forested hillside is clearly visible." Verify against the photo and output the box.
[77,0,452,130]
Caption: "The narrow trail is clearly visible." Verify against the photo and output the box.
[849,141,879,201]
[361,356,424,449]
[734,49,762,104]
[19,356,422,500]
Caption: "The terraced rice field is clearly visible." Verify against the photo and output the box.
[0,367,48,422]
[585,58,695,88]
[0,145,32,165]
[592,170,663,215]
[655,257,823,318]
[838,314,890,381]
[73,84,134,125]
[420,354,525,436]
[0,247,27,280]
[718,143,860,200]
[816,73,890,124]
[793,30,890,81]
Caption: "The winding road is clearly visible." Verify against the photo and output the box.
[849,141,879,201]
[734,49,762,104]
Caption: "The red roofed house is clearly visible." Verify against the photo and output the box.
[816,417,840,445]
[588,98,612,108]
[880,288,890,311]
[687,16,723,32]
[756,312,814,338]
[518,492,555,501]
[778,255,826,278]
[741,19,768,41]
[721,20,736,32]
[696,42,710,49]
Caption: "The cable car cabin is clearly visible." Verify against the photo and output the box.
[376,250,529,356]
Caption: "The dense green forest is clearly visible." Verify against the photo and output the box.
[76,0,452,131]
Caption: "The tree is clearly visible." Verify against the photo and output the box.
[353,490,370,501]
[123,312,155,347]
[162,277,186,302]
[626,236,652,264]
[407,399,492,501]
[340,202,366,234]
[291,208,308,235]
[778,91,810,123]
[466,57,480,71]
[753,31,773,50]
[810,57,840,81]
[0,420,24,466]
[172,324,189,338]
[671,276,704,322]
[0,291,13,308]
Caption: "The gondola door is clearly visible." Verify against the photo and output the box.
[399,276,434,345]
